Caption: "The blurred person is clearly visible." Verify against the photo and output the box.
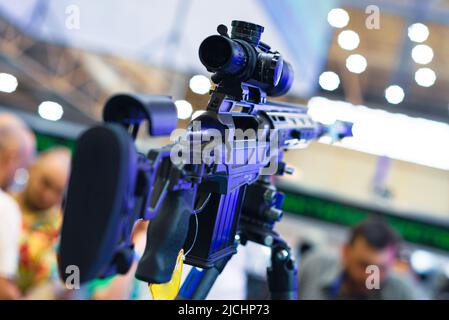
[10,147,71,297]
[0,113,35,299]
[297,218,426,300]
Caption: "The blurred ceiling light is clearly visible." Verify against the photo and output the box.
[337,30,360,51]
[346,54,367,74]
[385,85,405,104]
[0,73,18,93]
[189,75,211,95]
[191,110,206,120]
[415,68,436,87]
[327,8,350,28]
[408,23,429,43]
[307,96,449,170]
[410,250,435,274]
[318,136,333,144]
[174,100,193,120]
[411,44,434,65]
[318,71,340,91]
[38,101,64,121]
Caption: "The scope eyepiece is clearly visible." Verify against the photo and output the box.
[267,61,294,97]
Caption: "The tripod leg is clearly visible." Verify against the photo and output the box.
[177,257,230,300]
[267,242,298,300]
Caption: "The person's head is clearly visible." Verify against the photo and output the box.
[0,113,36,190]
[341,218,401,291]
[23,147,71,211]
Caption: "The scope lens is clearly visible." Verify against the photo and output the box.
[199,35,231,69]
[199,35,247,75]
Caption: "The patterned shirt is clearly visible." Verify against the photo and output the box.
[11,193,61,294]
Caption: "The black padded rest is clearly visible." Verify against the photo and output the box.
[58,123,137,283]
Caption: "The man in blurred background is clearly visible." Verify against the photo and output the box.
[10,147,71,298]
[0,113,35,299]
[297,218,425,300]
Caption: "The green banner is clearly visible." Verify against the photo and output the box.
[282,190,449,252]
[35,132,76,153]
